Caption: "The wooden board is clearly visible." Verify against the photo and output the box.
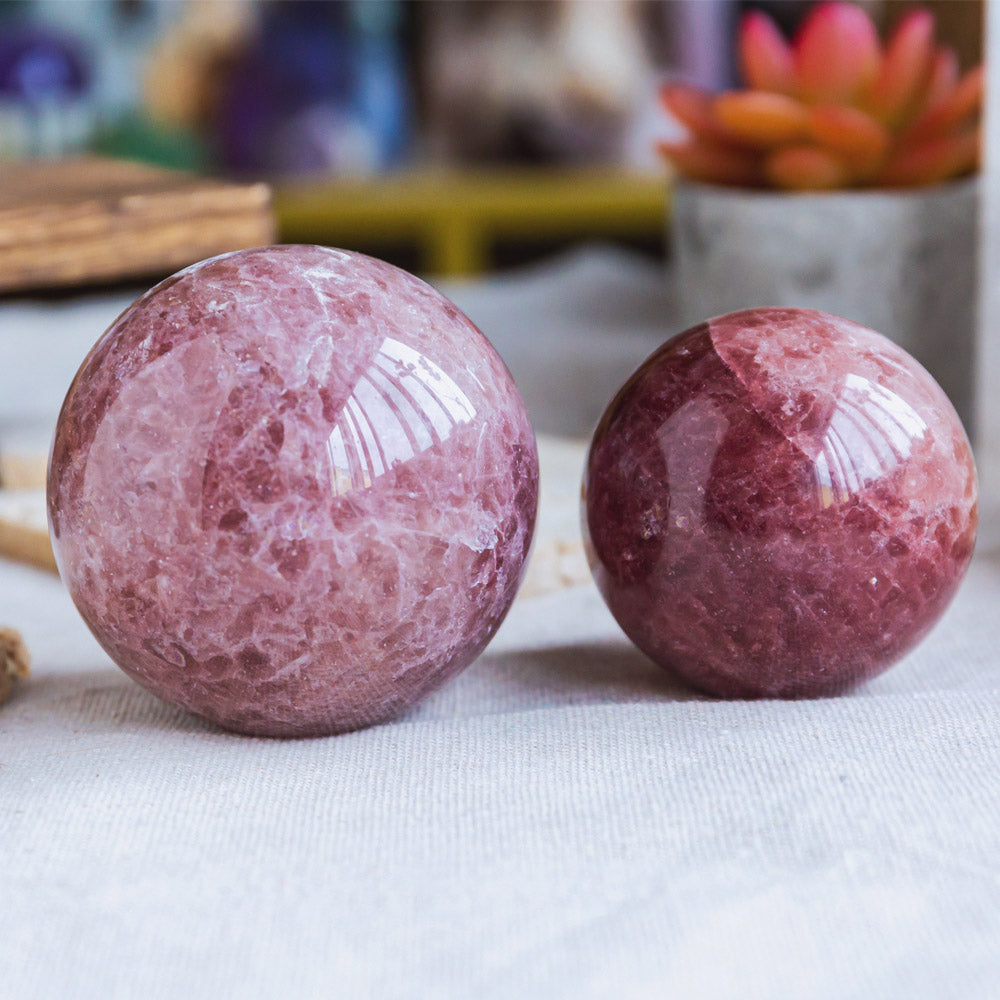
[0,449,47,491]
[0,490,55,574]
[0,157,274,293]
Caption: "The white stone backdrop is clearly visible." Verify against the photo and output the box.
[977,1,1000,543]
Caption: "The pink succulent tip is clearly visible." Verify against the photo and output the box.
[795,1,881,104]
[739,9,796,94]
[925,47,960,107]
[865,8,935,123]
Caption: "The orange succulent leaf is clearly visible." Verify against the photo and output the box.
[661,83,746,146]
[714,91,812,147]
[810,105,890,173]
[864,8,935,124]
[877,127,980,186]
[906,65,984,142]
[795,2,881,104]
[657,139,763,187]
[922,47,960,109]
[739,10,796,94]
[766,145,850,189]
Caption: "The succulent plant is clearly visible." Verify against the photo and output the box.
[659,1,983,190]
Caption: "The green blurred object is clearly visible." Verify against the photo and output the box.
[275,167,669,276]
[92,113,207,173]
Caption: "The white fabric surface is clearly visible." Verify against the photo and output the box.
[3,248,1000,998]
[3,554,1000,999]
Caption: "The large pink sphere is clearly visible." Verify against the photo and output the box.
[584,308,977,698]
[49,246,538,736]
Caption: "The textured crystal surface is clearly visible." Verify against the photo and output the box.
[48,246,538,736]
[584,308,977,698]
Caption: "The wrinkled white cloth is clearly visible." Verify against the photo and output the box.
[3,553,1000,1000]
[3,248,1000,999]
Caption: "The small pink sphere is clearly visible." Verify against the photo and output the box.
[49,246,538,736]
[584,308,977,698]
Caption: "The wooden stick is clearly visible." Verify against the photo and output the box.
[0,492,57,574]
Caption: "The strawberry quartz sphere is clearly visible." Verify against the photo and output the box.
[48,246,538,736]
[583,308,977,699]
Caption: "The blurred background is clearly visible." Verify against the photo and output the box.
[0,0,989,544]
[0,0,983,274]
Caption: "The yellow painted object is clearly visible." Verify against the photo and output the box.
[274,168,671,276]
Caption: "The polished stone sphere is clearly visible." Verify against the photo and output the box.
[583,308,977,698]
[49,246,538,736]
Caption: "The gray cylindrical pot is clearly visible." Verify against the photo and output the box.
[671,177,979,431]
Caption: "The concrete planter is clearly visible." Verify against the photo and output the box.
[671,177,979,430]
